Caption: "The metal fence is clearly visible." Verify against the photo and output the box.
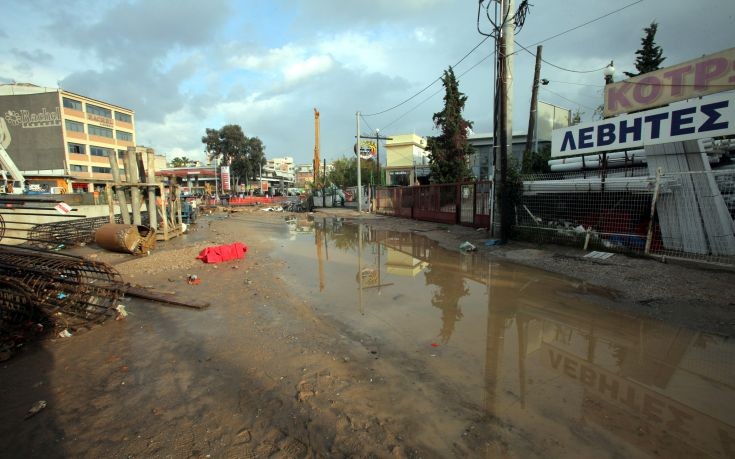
[375,181,492,227]
[375,167,735,267]
[517,168,735,267]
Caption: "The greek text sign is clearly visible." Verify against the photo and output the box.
[604,47,735,117]
[552,93,735,157]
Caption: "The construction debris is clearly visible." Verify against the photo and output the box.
[0,245,124,357]
[95,223,156,255]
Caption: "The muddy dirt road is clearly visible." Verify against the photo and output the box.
[1,208,734,458]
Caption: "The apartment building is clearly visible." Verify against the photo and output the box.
[0,83,137,191]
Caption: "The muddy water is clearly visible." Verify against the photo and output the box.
[274,217,735,458]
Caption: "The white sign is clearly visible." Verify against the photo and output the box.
[54,202,72,214]
[220,165,230,191]
[552,93,735,157]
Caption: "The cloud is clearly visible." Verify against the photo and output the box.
[413,28,436,44]
[11,48,53,65]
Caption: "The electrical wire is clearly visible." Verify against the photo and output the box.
[359,114,376,134]
[379,51,496,132]
[362,36,491,117]
[546,80,604,88]
[367,0,643,124]
[522,0,643,48]
[515,39,610,73]
[540,87,596,111]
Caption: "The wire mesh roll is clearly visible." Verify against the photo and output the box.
[0,246,124,330]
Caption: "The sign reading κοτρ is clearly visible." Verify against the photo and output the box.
[551,92,735,157]
[604,47,735,117]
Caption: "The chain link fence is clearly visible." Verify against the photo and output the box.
[517,167,735,267]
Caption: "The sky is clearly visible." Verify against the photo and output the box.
[1,0,733,165]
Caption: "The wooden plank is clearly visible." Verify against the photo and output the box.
[123,284,210,309]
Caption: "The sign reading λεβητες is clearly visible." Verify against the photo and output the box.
[551,92,734,157]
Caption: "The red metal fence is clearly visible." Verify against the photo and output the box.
[375,181,492,228]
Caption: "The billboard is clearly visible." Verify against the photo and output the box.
[537,101,571,142]
[552,92,735,157]
[604,47,735,117]
[0,92,65,170]
[220,165,231,191]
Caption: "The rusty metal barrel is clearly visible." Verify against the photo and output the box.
[95,223,156,254]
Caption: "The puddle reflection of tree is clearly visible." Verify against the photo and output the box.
[424,264,469,344]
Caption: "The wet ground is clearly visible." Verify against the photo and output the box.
[1,210,734,458]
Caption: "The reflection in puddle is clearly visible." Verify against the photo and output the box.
[276,218,735,458]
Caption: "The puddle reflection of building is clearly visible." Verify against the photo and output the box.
[482,266,735,458]
[367,227,490,343]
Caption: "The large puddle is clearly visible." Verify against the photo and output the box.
[275,216,735,458]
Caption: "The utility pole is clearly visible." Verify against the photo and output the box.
[498,28,510,242]
[357,130,393,186]
[498,0,513,242]
[524,45,543,159]
[479,0,528,241]
[356,112,362,212]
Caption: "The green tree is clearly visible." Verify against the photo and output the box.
[521,144,551,174]
[426,67,474,183]
[201,125,267,189]
[624,21,666,78]
[570,108,583,125]
[327,156,377,188]
[170,156,193,167]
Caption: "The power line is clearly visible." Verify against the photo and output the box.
[368,0,643,125]
[515,39,610,73]
[379,51,496,132]
[523,0,644,48]
[362,36,490,117]
[547,80,604,87]
[540,87,596,111]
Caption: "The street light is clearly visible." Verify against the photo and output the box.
[603,61,615,85]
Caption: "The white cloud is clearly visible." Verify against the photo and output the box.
[283,54,334,83]
[230,44,334,86]
[412,27,435,44]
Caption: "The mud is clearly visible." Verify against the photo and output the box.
[1,207,734,458]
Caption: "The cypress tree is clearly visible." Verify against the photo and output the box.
[427,67,474,184]
[624,21,666,78]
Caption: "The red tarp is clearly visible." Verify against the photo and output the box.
[196,242,248,263]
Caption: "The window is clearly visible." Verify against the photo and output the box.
[86,104,112,118]
[67,142,85,154]
[90,146,113,157]
[88,125,113,138]
[70,164,87,172]
[115,112,132,123]
[116,130,133,142]
[118,150,126,158]
[92,166,112,173]
[65,120,84,133]
[63,97,83,111]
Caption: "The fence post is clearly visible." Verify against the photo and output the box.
[645,167,663,255]
[472,183,477,226]
[455,183,460,224]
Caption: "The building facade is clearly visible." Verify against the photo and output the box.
[294,163,314,188]
[384,134,430,186]
[0,83,137,192]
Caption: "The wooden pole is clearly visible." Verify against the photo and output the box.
[146,148,158,231]
[125,147,142,225]
[108,151,130,224]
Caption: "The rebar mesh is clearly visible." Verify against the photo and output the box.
[0,246,124,340]
[22,213,150,247]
